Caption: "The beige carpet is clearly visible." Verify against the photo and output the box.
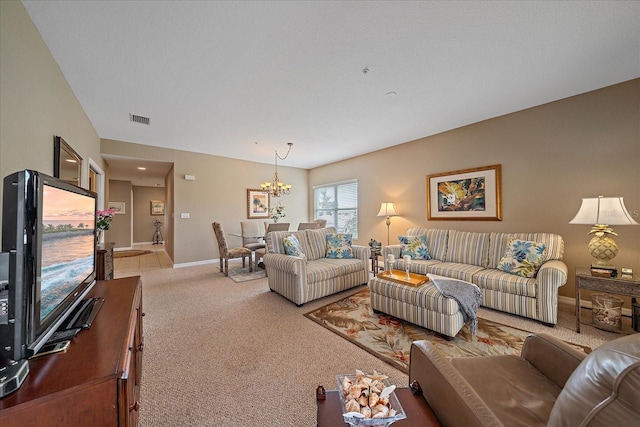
[135,263,629,426]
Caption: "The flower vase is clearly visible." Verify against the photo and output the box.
[96,230,103,245]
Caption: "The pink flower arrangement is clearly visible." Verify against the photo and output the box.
[97,208,116,231]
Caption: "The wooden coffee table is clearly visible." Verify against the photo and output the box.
[316,384,442,426]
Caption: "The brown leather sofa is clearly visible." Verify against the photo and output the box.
[409,333,640,426]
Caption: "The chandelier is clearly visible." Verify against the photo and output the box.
[261,142,293,197]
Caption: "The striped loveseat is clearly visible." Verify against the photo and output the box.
[263,227,370,306]
[383,229,567,325]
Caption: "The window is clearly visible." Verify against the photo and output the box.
[314,180,358,238]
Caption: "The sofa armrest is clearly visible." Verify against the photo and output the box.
[263,252,305,274]
[534,260,568,324]
[521,333,587,389]
[352,245,371,263]
[409,341,501,427]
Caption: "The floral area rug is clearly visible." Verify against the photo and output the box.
[305,287,589,374]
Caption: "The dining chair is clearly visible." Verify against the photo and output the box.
[314,219,327,228]
[297,222,318,230]
[240,221,266,265]
[212,222,252,276]
[255,223,290,269]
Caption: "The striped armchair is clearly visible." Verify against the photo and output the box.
[263,227,370,306]
[383,229,567,325]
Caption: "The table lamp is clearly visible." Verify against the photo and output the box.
[377,202,399,245]
[569,196,638,268]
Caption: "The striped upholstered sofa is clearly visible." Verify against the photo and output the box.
[383,229,567,325]
[263,227,370,306]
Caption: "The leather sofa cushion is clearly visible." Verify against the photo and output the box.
[452,354,561,426]
[548,334,640,426]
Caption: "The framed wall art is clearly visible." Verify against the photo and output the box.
[150,200,165,215]
[426,164,502,221]
[247,189,270,219]
[108,201,126,215]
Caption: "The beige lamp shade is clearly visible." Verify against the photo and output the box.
[569,196,638,226]
[377,202,399,218]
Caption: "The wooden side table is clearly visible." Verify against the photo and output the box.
[370,249,381,273]
[97,242,115,280]
[575,267,640,333]
[316,385,442,426]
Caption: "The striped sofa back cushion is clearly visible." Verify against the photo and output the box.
[303,227,336,261]
[487,232,564,269]
[445,230,490,266]
[406,228,449,261]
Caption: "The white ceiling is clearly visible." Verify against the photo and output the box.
[23,1,640,181]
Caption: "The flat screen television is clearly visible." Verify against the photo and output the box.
[0,170,97,396]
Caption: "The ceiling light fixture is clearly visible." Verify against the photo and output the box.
[137,167,146,170]
[261,143,293,197]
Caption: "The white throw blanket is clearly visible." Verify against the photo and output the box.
[428,274,482,335]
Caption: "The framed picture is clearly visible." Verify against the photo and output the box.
[108,201,126,215]
[427,164,502,220]
[247,189,270,219]
[150,200,165,216]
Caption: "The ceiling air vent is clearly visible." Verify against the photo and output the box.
[130,114,150,125]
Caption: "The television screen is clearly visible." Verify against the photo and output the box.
[40,184,95,324]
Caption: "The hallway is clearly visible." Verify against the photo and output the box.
[113,243,173,278]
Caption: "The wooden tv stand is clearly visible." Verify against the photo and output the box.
[0,276,143,426]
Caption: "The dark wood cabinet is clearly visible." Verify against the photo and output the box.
[0,276,143,426]
[97,242,115,280]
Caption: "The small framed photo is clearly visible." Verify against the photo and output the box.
[427,164,502,221]
[108,201,126,215]
[150,200,165,216]
[247,189,270,219]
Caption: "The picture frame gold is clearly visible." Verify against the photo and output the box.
[427,164,502,221]
[150,200,165,216]
[247,189,270,219]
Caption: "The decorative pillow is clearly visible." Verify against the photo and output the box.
[283,235,304,257]
[326,233,354,259]
[398,235,431,260]
[497,238,547,278]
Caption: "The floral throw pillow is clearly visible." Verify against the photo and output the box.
[497,238,547,278]
[326,233,354,259]
[398,235,431,260]
[283,235,304,257]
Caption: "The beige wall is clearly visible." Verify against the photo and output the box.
[310,79,640,301]
[107,180,133,247]
[101,139,309,265]
[132,186,166,243]
[0,1,104,199]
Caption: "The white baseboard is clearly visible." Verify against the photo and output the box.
[559,295,633,316]
[174,259,217,269]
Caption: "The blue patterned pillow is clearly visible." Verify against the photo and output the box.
[398,235,431,260]
[497,238,547,278]
[326,233,354,259]
[283,235,304,257]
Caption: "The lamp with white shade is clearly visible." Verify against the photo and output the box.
[569,196,638,268]
[377,202,399,245]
